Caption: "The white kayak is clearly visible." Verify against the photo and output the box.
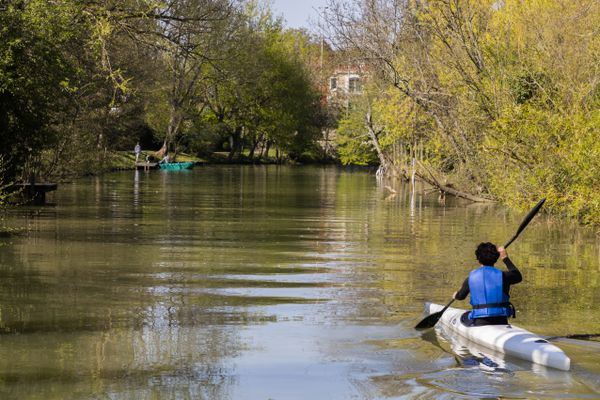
[424,302,571,371]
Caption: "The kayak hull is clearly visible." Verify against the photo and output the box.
[424,302,570,371]
[159,162,195,170]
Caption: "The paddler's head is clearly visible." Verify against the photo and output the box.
[475,242,500,266]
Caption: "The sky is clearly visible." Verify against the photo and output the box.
[271,0,329,30]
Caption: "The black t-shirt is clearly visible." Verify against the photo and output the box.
[455,257,523,325]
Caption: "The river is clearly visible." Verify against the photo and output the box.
[1,165,599,399]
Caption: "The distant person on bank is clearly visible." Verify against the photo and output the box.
[134,142,141,163]
[453,242,522,326]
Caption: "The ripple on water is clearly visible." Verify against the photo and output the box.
[0,167,599,399]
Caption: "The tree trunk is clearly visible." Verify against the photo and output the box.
[416,161,494,203]
[262,141,271,160]
[157,141,167,159]
[228,128,241,161]
[228,136,236,161]
[248,140,258,161]
[249,134,264,162]
[162,100,183,158]
[365,107,390,177]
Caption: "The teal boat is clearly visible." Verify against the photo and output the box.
[158,162,195,170]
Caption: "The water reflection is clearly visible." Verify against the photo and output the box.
[0,166,598,398]
[133,169,140,208]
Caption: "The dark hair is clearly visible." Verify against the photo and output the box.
[475,242,499,266]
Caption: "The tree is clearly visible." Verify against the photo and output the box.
[195,2,326,162]
[142,0,236,158]
[0,0,83,181]
[323,0,600,223]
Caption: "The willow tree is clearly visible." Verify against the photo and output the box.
[324,0,600,223]
[479,0,600,222]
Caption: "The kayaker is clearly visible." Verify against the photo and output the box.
[453,242,522,326]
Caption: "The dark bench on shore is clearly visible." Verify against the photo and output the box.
[19,182,58,205]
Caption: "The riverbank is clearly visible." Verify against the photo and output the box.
[73,152,599,231]
[107,149,337,171]
[109,151,207,170]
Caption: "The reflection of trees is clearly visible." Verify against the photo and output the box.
[0,241,241,397]
[0,173,245,398]
[0,167,363,397]
[0,166,598,397]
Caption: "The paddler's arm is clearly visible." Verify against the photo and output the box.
[453,278,469,300]
[499,246,522,284]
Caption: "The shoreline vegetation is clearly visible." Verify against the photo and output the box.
[0,0,598,226]
[101,149,339,173]
[321,0,600,226]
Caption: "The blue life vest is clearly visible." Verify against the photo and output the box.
[468,266,512,319]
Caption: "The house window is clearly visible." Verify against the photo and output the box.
[330,77,337,90]
[348,77,360,93]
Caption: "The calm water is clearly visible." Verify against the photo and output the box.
[1,165,599,399]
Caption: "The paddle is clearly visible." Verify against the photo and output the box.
[414,198,546,331]
[503,198,546,248]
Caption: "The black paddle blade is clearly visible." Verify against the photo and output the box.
[504,198,546,248]
[415,299,455,330]
[415,311,444,330]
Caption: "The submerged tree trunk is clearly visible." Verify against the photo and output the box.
[416,161,493,203]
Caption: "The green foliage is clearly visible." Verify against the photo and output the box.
[0,0,81,180]
[510,72,554,105]
[0,156,14,206]
[0,0,329,183]
[195,4,326,161]
[333,0,600,224]
[487,106,600,224]
[335,103,378,166]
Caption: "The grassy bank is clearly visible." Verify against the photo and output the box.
[108,151,207,170]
